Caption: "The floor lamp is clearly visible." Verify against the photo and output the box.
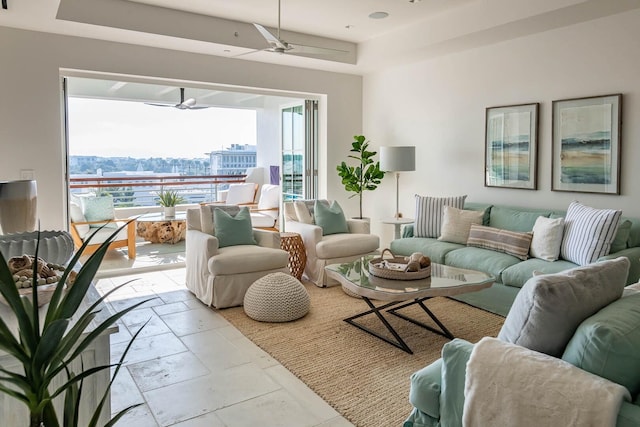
[380,146,416,219]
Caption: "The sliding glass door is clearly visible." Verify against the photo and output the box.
[281,100,318,201]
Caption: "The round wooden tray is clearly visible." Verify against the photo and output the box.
[368,249,431,280]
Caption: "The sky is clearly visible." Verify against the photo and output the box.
[67,98,257,159]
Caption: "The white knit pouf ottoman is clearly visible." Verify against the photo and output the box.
[244,272,310,322]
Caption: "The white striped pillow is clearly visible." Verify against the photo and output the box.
[414,195,466,238]
[560,202,622,266]
[467,224,533,260]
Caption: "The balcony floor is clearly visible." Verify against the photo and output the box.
[88,238,186,279]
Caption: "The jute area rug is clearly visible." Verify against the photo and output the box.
[219,282,505,427]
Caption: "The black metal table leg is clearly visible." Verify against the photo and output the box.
[387,297,454,339]
[343,297,414,354]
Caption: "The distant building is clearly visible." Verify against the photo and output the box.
[208,144,257,175]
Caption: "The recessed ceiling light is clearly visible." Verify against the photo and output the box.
[368,11,389,19]
[345,25,354,29]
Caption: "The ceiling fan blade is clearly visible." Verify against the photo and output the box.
[187,106,209,110]
[145,102,174,107]
[253,23,289,50]
[288,43,348,55]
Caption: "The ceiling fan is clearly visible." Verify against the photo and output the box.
[145,88,208,110]
[251,0,347,56]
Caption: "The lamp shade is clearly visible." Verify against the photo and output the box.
[380,146,416,172]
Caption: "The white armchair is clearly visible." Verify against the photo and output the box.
[283,200,379,287]
[185,205,289,308]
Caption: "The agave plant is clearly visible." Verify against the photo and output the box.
[0,224,152,427]
[156,190,185,207]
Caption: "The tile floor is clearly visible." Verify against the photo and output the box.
[96,267,354,427]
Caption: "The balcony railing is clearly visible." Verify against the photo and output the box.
[69,174,247,208]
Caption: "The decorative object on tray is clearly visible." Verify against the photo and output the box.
[0,229,74,265]
[0,254,76,307]
[0,179,37,234]
[552,94,622,194]
[369,249,431,280]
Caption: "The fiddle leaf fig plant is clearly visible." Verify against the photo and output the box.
[0,225,151,427]
[337,135,385,219]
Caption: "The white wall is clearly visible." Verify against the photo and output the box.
[0,26,362,230]
[364,10,640,246]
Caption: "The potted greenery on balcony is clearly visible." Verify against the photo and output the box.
[157,190,185,218]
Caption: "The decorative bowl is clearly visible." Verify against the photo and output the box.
[0,230,74,265]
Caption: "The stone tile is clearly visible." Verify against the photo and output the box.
[160,308,229,336]
[265,365,340,422]
[156,288,197,304]
[109,294,165,312]
[111,367,144,414]
[180,330,251,371]
[127,352,210,392]
[144,363,280,426]
[215,389,326,427]
[183,298,206,310]
[228,334,279,369]
[121,308,172,338]
[111,332,187,365]
[112,403,160,427]
[170,411,226,427]
[152,301,190,316]
[110,323,133,344]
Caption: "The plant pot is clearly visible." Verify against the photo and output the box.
[163,206,176,218]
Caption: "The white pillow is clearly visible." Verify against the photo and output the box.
[69,202,90,237]
[225,183,256,205]
[438,206,484,244]
[530,216,565,261]
[293,201,314,224]
[257,184,280,210]
[414,195,467,238]
[560,202,622,266]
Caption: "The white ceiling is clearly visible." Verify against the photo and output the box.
[1,0,639,74]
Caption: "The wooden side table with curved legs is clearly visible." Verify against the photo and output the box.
[279,232,307,280]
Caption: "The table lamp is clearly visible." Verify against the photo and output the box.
[380,146,415,219]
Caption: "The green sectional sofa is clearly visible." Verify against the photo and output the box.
[390,202,640,316]
[404,287,640,427]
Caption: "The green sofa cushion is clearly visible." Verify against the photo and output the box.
[611,219,633,253]
[403,407,440,427]
[452,283,520,317]
[409,358,443,419]
[501,258,579,288]
[440,339,474,427]
[390,238,463,264]
[562,292,640,397]
[462,202,493,226]
[489,206,551,232]
[444,246,520,282]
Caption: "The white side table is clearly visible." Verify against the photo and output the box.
[382,218,414,240]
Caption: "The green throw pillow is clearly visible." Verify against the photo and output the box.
[314,200,349,235]
[80,196,117,229]
[213,207,257,248]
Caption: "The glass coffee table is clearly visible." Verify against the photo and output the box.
[325,256,495,354]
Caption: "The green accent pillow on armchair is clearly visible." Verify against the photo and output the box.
[214,207,257,248]
[314,200,349,235]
